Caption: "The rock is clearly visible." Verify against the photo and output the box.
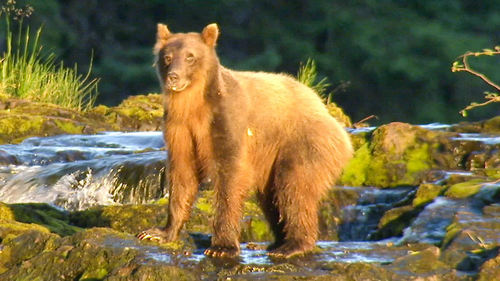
[0,227,197,281]
[8,203,81,236]
[412,183,447,207]
[451,116,500,134]
[477,249,500,281]
[441,202,500,271]
[0,94,164,144]
[388,246,463,280]
[69,201,169,235]
[319,186,361,240]
[371,205,421,240]
[445,179,485,199]
[87,94,164,132]
[341,122,449,187]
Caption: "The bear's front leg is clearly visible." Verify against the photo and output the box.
[204,143,252,258]
[138,125,199,243]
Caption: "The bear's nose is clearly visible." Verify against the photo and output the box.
[167,72,179,84]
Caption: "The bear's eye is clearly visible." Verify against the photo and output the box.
[164,55,172,64]
[186,54,195,64]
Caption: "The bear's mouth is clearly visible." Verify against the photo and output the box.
[168,81,191,92]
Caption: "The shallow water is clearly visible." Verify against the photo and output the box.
[451,133,500,145]
[1,129,500,269]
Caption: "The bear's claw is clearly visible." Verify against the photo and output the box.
[204,246,239,258]
[136,227,169,243]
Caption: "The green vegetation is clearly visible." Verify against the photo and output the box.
[15,0,499,123]
[0,0,98,111]
[297,59,332,100]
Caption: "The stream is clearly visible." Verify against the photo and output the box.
[0,127,500,274]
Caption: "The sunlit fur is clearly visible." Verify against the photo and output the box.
[143,23,353,258]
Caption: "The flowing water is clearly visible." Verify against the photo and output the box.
[0,132,166,210]
[1,129,499,266]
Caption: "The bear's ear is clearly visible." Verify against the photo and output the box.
[202,23,219,47]
[154,23,172,54]
[157,23,172,42]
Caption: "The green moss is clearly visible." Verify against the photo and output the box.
[365,156,392,187]
[70,204,168,235]
[404,143,431,179]
[445,179,485,198]
[0,115,45,143]
[80,267,108,280]
[442,222,462,248]
[114,93,164,121]
[413,184,446,207]
[325,102,352,127]
[9,203,81,236]
[340,143,371,186]
[0,219,51,241]
[0,202,15,220]
[378,205,415,229]
[484,168,500,179]
[372,205,421,239]
[154,198,169,205]
[195,190,214,215]
[54,119,84,134]
[247,219,271,241]
[340,125,434,188]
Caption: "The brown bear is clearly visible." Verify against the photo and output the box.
[137,23,353,258]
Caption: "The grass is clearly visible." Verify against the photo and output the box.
[297,58,350,105]
[297,58,332,102]
[0,1,98,111]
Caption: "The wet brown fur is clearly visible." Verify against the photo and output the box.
[138,23,353,258]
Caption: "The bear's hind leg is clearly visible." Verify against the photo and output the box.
[268,150,328,259]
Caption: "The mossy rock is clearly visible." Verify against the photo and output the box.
[8,203,81,237]
[482,115,500,133]
[327,262,397,281]
[388,246,456,276]
[0,94,164,144]
[371,205,421,240]
[0,203,14,221]
[0,229,61,275]
[445,179,485,199]
[326,102,352,128]
[477,250,500,281]
[0,218,51,242]
[88,93,164,132]
[69,202,169,235]
[413,183,447,207]
[0,203,81,242]
[452,115,500,134]
[0,100,106,144]
[0,227,197,281]
[341,122,441,187]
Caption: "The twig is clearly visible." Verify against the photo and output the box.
[353,115,378,128]
[453,50,500,92]
[452,48,500,115]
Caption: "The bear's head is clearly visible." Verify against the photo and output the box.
[154,23,219,93]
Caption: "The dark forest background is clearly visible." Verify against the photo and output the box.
[5,0,500,124]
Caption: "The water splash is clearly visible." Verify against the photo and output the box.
[0,132,166,211]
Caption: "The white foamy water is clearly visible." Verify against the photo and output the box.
[0,132,166,210]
